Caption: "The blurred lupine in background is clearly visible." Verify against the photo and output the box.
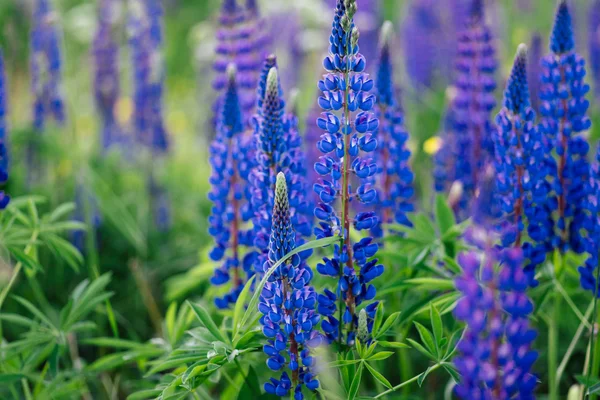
[0,0,600,399]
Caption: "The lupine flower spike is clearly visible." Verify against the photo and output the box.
[373,21,414,235]
[260,173,321,399]
[539,0,592,257]
[440,0,497,219]
[208,65,254,308]
[0,50,9,210]
[314,0,383,346]
[580,144,600,296]
[589,0,600,100]
[453,172,538,399]
[493,44,551,286]
[93,0,122,151]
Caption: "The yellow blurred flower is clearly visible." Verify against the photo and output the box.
[423,136,442,155]
[115,97,133,125]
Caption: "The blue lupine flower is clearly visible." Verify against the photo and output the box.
[93,0,122,151]
[249,63,312,276]
[590,0,600,100]
[0,50,9,210]
[580,143,600,296]
[208,65,254,309]
[314,0,383,346]
[539,0,592,256]
[453,247,538,399]
[260,173,321,399]
[372,21,414,234]
[444,0,497,220]
[528,33,543,113]
[493,44,552,286]
[30,0,66,131]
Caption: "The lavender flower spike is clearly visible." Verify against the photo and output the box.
[589,0,600,100]
[493,44,551,286]
[0,50,9,209]
[314,0,383,346]
[260,173,321,399]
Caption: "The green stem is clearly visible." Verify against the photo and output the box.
[21,379,33,400]
[556,301,594,384]
[373,363,442,399]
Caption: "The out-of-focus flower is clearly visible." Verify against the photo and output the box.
[589,0,600,100]
[0,50,9,210]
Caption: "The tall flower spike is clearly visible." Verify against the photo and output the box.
[93,0,122,151]
[0,50,10,210]
[539,0,592,258]
[314,0,383,346]
[372,21,414,235]
[589,0,600,100]
[580,143,600,296]
[30,0,66,131]
[208,65,254,308]
[260,173,321,399]
[493,45,551,286]
[444,0,497,220]
[249,63,312,278]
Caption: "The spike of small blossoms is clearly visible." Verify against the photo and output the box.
[314,0,383,346]
[580,144,600,296]
[445,0,497,219]
[589,0,600,100]
[492,45,552,286]
[93,0,122,151]
[208,65,254,308]
[260,173,321,399]
[372,21,414,235]
[539,0,592,257]
[0,50,9,209]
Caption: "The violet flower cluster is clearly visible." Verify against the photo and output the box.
[436,0,497,220]
[580,144,600,296]
[493,45,551,286]
[590,0,600,100]
[539,0,592,257]
[30,0,66,130]
[372,21,414,234]
[249,61,312,277]
[313,0,383,346]
[93,0,122,151]
[0,50,9,210]
[259,173,321,400]
[208,65,254,309]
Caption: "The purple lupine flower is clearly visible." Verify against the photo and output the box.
[0,50,9,210]
[493,45,552,286]
[208,65,254,309]
[93,0,122,151]
[589,0,600,100]
[372,21,413,234]
[30,0,66,131]
[453,248,538,399]
[539,0,592,256]
[580,143,600,296]
[249,63,312,277]
[528,33,543,113]
[260,173,322,399]
[446,0,497,220]
[313,0,383,346]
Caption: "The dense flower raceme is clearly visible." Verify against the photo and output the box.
[93,0,123,151]
[493,45,552,286]
[213,0,269,122]
[453,248,538,399]
[539,0,592,258]
[590,0,600,100]
[249,62,312,277]
[30,0,66,130]
[372,21,414,235]
[313,0,383,346]
[580,144,600,296]
[439,0,497,220]
[259,172,321,400]
[0,50,9,210]
[208,65,254,309]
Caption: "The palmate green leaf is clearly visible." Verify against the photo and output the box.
[442,364,461,383]
[41,233,83,272]
[62,273,113,330]
[365,362,392,389]
[372,302,384,337]
[435,194,456,235]
[348,361,364,400]
[376,341,410,349]
[7,246,42,273]
[188,302,230,346]
[13,296,55,328]
[429,304,443,347]
[374,311,400,339]
[366,351,393,361]
[46,202,76,222]
[443,329,464,361]
[414,322,436,357]
[87,347,165,372]
[0,313,35,328]
[442,256,462,275]
[406,339,436,361]
[327,359,363,368]
[126,389,163,400]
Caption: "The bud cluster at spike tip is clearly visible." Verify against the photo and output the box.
[208,66,254,309]
[492,44,552,286]
[453,248,538,399]
[93,0,123,151]
[127,0,169,153]
[436,0,497,220]
[30,0,66,130]
[313,0,384,346]
[213,0,269,122]
[248,63,312,278]
[372,21,414,235]
[0,50,9,210]
[259,173,321,400]
[539,0,592,259]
